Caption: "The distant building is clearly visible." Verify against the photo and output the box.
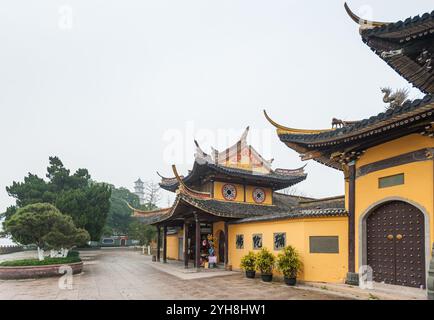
[134,178,145,205]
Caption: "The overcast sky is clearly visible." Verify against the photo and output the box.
[1,0,432,211]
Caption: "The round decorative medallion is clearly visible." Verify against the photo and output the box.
[252,188,266,204]
[222,184,237,201]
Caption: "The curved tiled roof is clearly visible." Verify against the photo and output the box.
[230,196,347,224]
[359,11,434,94]
[159,160,307,192]
[278,95,434,147]
[344,3,434,93]
[133,191,346,226]
[361,10,434,40]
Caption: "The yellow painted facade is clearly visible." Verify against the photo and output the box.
[227,217,349,283]
[348,134,434,272]
[213,221,225,262]
[166,233,181,260]
[213,182,245,202]
[245,185,273,205]
[213,181,273,205]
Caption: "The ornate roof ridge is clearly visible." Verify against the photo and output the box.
[194,126,274,171]
[159,149,308,191]
[299,195,345,204]
[276,94,433,144]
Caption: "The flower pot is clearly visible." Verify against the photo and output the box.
[261,273,273,282]
[245,270,256,279]
[284,276,297,286]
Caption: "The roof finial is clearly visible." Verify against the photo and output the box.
[239,126,249,145]
[344,2,389,29]
[264,110,334,134]
[171,164,211,198]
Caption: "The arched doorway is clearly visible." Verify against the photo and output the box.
[218,230,225,263]
[366,200,426,288]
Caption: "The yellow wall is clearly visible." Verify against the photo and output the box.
[353,134,434,271]
[166,232,181,260]
[245,186,272,205]
[228,217,348,283]
[213,181,273,205]
[213,221,225,262]
[214,182,245,202]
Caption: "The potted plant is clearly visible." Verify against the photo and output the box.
[255,248,275,282]
[240,251,257,278]
[276,245,302,286]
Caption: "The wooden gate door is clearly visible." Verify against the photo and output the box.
[367,201,426,288]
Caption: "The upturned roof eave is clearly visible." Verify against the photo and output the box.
[159,160,307,192]
[276,95,434,147]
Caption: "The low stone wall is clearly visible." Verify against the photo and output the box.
[0,261,83,280]
[0,245,23,255]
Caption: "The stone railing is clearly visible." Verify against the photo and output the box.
[0,245,23,255]
[428,244,434,300]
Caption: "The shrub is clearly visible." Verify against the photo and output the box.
[276,245,303,278]
[240,251,257,272]
[67,250,80,258]
[255,248,275,274]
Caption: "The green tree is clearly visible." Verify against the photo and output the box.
[105,186,140,236]
[3,156,110,241]
[128,220,157,246]
[3,203,90,260]
[103,181,160,241]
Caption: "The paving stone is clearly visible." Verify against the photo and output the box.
[0,249,348,300]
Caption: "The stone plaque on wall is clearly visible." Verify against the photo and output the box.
[252,234,262,250]
[273,233,286,250]
[309,236,339,253]
[236,234,244,249]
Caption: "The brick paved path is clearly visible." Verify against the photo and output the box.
[0,249,348,300]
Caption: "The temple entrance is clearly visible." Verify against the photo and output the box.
[366,201,426,288]
[218,230,225,263]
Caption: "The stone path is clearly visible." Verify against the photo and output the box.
[0,249,348,300]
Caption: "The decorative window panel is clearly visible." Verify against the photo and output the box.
[273,233,286,250]
[252,234,262,250]
[235,234,244,249]
[378,173,404,189]
[309,236,339,254]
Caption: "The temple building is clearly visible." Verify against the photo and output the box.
[265,4,434,290]
[131,127,349,283]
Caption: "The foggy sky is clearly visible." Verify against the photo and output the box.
[1,0,432,211]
